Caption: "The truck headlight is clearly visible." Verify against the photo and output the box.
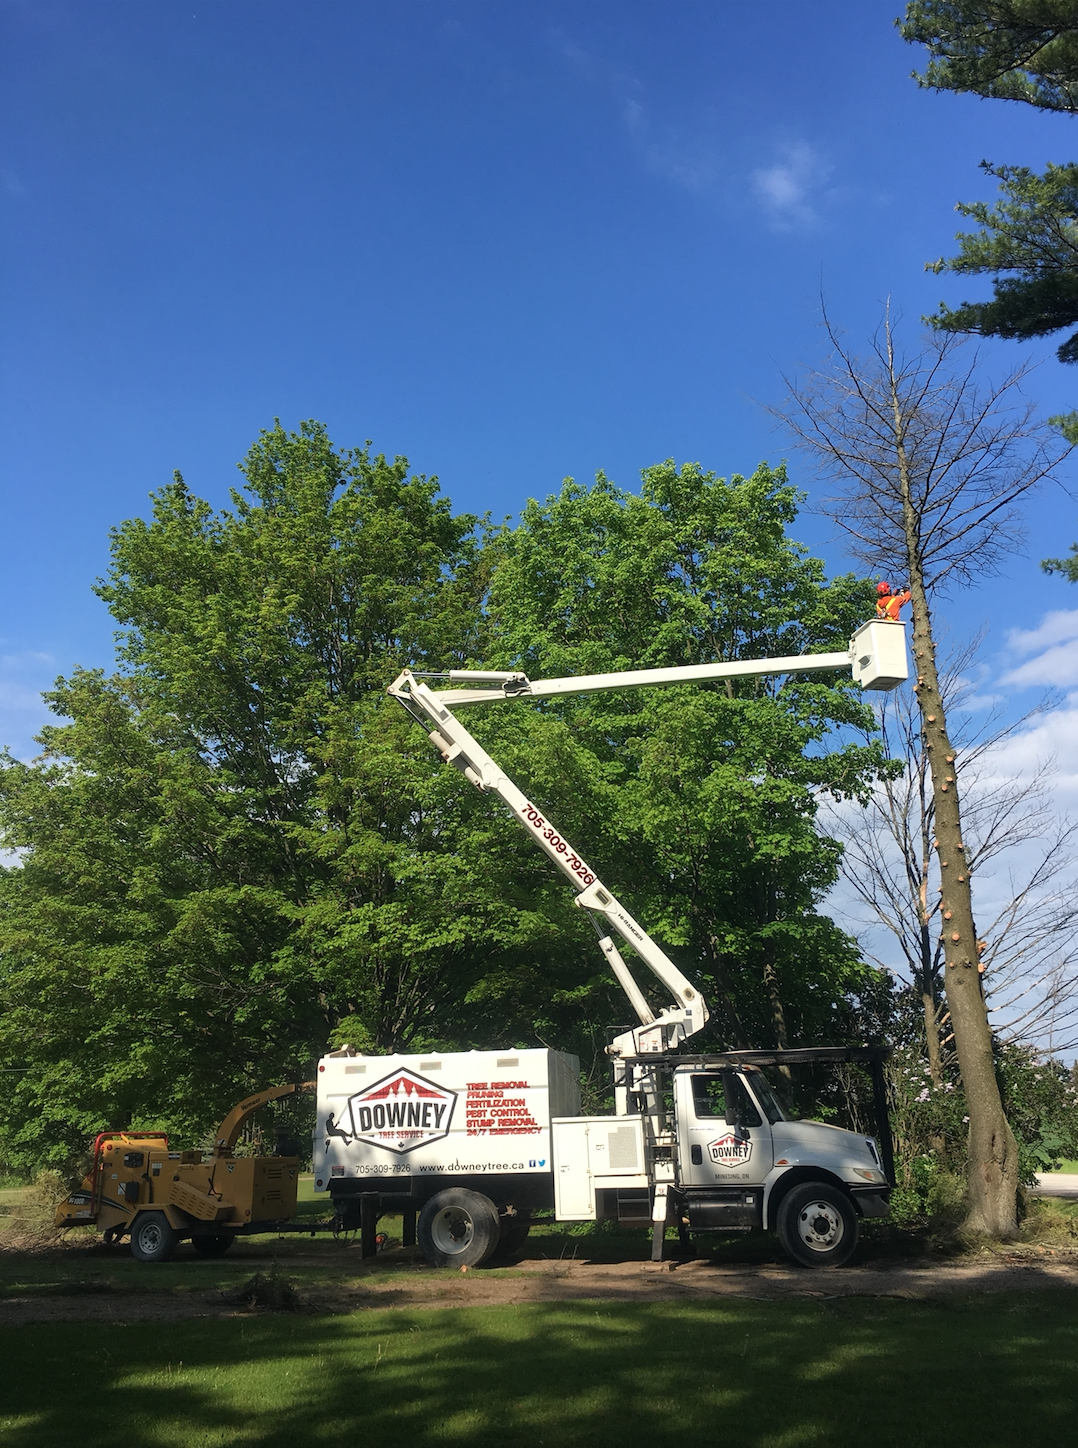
[852,1167,883,1182]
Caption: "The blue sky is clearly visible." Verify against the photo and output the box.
[3,0,1078,770]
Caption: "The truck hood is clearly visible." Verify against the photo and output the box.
[770,1119,877,1173]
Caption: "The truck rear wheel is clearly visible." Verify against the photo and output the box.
[191,1233,234,1257]
[418,1189,500,1268]
[130,1211,178,1263]
[776,1182,858,1268]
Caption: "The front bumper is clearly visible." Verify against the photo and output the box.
[849,1185,891,1218]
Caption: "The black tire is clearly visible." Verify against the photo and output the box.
[417,1189,501,1268]
[493,1211,531,1260]
[130,1211,179,1264]
[776,1182,859,1268]
[191,1233,234,1258]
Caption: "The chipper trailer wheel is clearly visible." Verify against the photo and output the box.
[191,1233,234,1258]
[776,1182,859,1268]
[418,1189,501,1268]
[130,1212,179,1264]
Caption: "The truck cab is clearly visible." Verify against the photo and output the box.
[671,1059,891,1264]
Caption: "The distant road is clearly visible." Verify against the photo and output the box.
[1032,1173,1078,1198]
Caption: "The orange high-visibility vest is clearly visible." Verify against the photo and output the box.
[876,589,910,622]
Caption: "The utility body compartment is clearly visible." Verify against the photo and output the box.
[314,1047,580,1208]
[551,1115,648,1219]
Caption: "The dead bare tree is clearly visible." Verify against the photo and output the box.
[773,313,1067,1237]
[824,647,1078,1093]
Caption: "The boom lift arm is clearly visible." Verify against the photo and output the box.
[387,619,907,1070]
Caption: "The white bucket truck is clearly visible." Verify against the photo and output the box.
[314,621,906,1268]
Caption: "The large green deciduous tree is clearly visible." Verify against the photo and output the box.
[480,461,893,1055]
[0,428,893,1172]
[0,423,587,1169]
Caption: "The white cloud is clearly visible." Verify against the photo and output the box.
[751,141,832,230]
[976,695,1078,805]
[1006,609,1078,657]
[1000,609,1078,687]
[549,29,841,231]
[0,650,57,760]
[1001,641,1078,688]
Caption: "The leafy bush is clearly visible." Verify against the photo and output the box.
[997,1046,1078,1182]
[888,1152,966,1231]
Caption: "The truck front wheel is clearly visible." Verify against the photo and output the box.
[776,1183,858,1268]
[130,1211,179,1263]
[418,1189,500,1268]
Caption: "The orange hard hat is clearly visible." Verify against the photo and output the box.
[876,581,891,595]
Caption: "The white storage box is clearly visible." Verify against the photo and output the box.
[313,1047,580,1190]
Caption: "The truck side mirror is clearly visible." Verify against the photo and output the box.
[723,1072,762,1130]
[723,1071,741,1126]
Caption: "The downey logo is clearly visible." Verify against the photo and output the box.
[707,1133,753,1168]
[346,1068,457,1155]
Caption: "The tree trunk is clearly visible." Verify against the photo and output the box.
[916,915,944,1086]
[893,422,1019,1237]
[914,761,945,1088]
[763,956,794,1083]
[917,932,948,1157]
[703,932,749,1048]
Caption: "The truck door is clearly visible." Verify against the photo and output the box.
[676,1071,773,1188]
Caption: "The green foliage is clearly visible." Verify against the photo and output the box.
[1041,532,1078,576]
[0,422,581,1170]
[1048,406,1078,441]
[888,991,1078,1204]
[901,2,1078,113]
[888,1153,967,1231]
[997,1044,1078,1177]
[483,461,894,1048]
[921,161,1078,361]
[0,430,893,1171]
[889,1040,972,1165]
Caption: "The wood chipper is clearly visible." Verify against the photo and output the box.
[54,1082,320,1261]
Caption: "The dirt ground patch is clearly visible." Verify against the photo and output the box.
[3,1242,1077,1324]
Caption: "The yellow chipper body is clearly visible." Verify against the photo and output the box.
[54,1083,313,1261]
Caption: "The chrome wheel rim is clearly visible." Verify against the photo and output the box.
[431,1207,475,1256]
[796,1200,843,1252]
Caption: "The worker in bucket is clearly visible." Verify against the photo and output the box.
[876,580,911,621]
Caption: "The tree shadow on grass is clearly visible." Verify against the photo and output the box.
[1,1293,1076,1448]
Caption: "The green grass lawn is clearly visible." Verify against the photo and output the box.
[1,1294,1076,1448]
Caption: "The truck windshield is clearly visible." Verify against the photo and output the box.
[747,1072,790,1124]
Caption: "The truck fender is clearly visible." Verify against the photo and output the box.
[763,1167,851,1231]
